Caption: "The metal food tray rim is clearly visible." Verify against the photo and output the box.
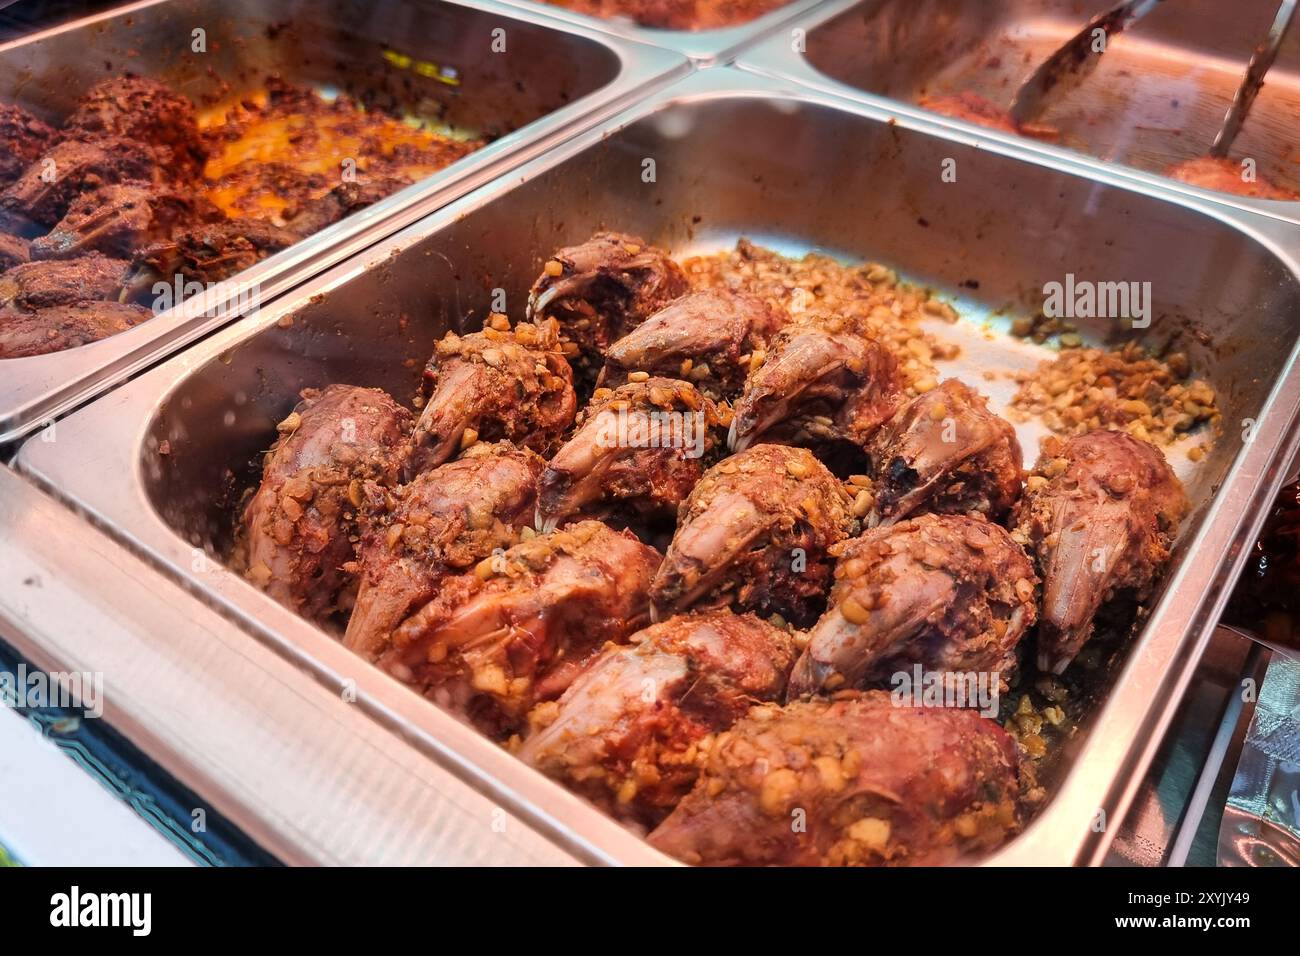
[0,0,690,447]
[733,0,1300,228]
[490,0,831,64]
[17,67,1300,867]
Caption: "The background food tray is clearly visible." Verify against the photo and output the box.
[0,0,686,444]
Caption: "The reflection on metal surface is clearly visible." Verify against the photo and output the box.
[16,67,1300,866]
[1218,653,1300,866]
[0,0,685,444]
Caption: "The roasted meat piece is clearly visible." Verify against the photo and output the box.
[0,254,129,310]
[241,385,413,626]
[378,520,662,736]
[0,103,57,189]
[280,176,414,239]
[1012,429,1189,674]
[788,514,1037,697]
[0,301,150,358]
[63,76,206,175]
[863,379,1023,526]
[647,691,1020,866]
[406,318,576,478]
[0,234,29,272]
[526,232,688,376]
[728,313,903,453]
[600,289,787,399]
[130,218,299,288]
[651,443,854,627]
[520,610,796,827]
[536,377,720,534]
[343,441,545,661]
[1166,156,1297,200]
[31,181,214,261]
[1,136,166,227]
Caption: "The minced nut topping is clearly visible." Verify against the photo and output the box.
[681,239,960,395]
[1009,341,1220,448]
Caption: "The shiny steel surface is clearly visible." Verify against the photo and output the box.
[0,465,581,865]
[738,0,1300,224]
[16,68,1300,865]
[1210,0,1299,157]
[0,0,687,445]
[493,0,829,64]
[1008,0,1166,126]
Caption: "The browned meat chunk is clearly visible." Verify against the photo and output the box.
[526,232,688,377]
[864,379,1023,526]
[1166,156,1297,200]
[648,691,1020,866]
[378,520,663,736]
[63,76,207,175]
[0,253,129,310]
[130,218,299,287]
[600,289,787,400]
[788,514,1037,697]
[536,377,720,534]
[280,176,414,239]
[343,441,545,662]
[241,385,413,627]
[1012,429,1189,674]
[520,610,796,827]
[1,136,165,226]
[407,318,576,478]
[0,301,149,357]
[0,234,29,272]
[0,103,57,189]
[650,443,854,627]
[31,181,214,261]
[729,313,903,453]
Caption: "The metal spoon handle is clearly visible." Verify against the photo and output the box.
[1210,0,1299,158]
[1009,0,1165,126]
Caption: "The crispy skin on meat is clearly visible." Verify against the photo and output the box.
[131,218,299,288]
[63,76,207,175]
[520,610,796,827]
[1012,429,1188,674]
[379,520,663,736]
[406,319,576,478]
[650,443,855,627]
[343,441,545,662]
[0,234,29,272]
[729,312,903,453]
[1,136,166,227]
[536,376,721,534]
[647,691,1020,866]
[241,385,413,627]
[527,232,689,378]
[0,103,57,189]
[0,301,149,357]
[32,181,216,261]
[788,514,1037,697]
[600,289,787,400]
[0,253,128,310]
[864,378,1023,526]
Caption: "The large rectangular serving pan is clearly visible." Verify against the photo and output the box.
[494,0,828,64]
[0,0,687,446]
[17,67,1300,866]
[738,0,1300,226]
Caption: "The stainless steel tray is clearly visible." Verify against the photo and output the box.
[737,0,1300,226]
[494,0,827,63]
[17,67,1300,866]
[0,0,687,445]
